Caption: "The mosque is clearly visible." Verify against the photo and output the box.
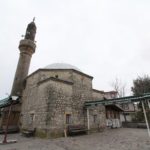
[0,21,123,138]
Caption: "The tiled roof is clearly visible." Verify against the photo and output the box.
[0,97,11,108]
[0,96,20,108]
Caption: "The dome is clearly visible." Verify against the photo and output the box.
[44,63,81,71]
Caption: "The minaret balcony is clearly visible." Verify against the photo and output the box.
[19,39,36,55]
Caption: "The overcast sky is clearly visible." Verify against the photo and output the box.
[1,0,150,99]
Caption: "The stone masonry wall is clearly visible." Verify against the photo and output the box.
[21,75,73,138]
[37,78,73,138]
[92,89,104,100]
[90,90,106,130]
[21,69,107,137]
[71,72,93,126]
[38,70,73,83]
[21,72,40,129]
[25,69,72,88]
[88,106,106,131]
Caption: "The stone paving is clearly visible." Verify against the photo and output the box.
[0,128,150,150]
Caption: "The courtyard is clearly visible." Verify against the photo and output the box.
[0,128,150,150]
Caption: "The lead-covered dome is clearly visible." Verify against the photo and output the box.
[44,63,81,71]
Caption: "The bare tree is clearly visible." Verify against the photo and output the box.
[111,78,127,121]
[111,78,126,98]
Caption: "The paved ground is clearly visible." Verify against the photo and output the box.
[0,128,150,150]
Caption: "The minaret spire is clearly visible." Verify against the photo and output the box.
[33,17,35,22]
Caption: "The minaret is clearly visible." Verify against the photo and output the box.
[11,20,36,96]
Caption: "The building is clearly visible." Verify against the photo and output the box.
[103,91,123,128]
[21,63,106,137]
[0,21,123,137]
[120,103,137,122]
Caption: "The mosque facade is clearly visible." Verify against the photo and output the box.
[0,21,123,138]
[21,63,107,137]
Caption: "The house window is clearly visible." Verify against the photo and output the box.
[66,114,71,124]
[93,115,97,123]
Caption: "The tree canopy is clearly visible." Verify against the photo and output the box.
[131,75,150,122]
[131,75,150,96]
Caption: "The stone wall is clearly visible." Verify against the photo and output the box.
[38,69,73,83]
[104,91,118,99]
[38,78,73,137]
[88,106,106,131]
[21,69,107,138]
[25,69,72,88]
[22,77,73,138]
[122,122,148,128]
[92,89,104,100]
[71,71,93,125]
[21,72,39,129]
[90,89,106,130]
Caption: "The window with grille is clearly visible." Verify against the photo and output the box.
[66,114,71,124]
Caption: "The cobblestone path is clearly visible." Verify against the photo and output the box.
[0,128,150,150]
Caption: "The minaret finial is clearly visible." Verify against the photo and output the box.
[33,17,35,22]
[25,19,36,41]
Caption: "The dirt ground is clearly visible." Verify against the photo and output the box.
[0,128,150,150]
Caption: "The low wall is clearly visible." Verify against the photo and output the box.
[122,122,149,129]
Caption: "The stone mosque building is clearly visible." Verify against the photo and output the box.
[0,21,122,138]
[21,63,107,137]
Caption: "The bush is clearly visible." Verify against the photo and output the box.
[132,110,150,122]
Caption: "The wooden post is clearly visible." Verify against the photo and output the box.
[0,98,17,144]
[64,129,67,138]
[87,108,90,132]
[123,112,127,122]
[3,103,12,143]
[141,101,150,138]
[148,100,150,109]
